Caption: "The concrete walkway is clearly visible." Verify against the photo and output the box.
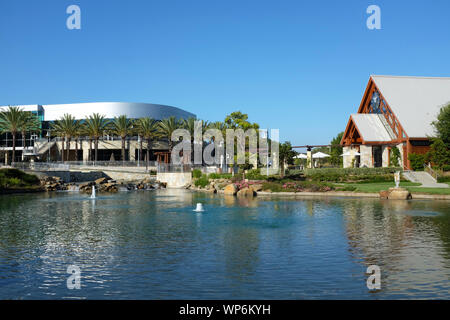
[403,171,449,188]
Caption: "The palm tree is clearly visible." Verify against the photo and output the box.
[84,113,109,162]
[110,115,133,163]
[51,114,81,162]
[0,106,25,164]
[136,117,159,170]
[18,112,40,161]
[158,116,182,154]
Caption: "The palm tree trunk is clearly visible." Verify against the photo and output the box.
[122,137,125,163]
[139,136,143,162]
[146,138,151,171]
[89,138,93,162]
[66,137,71,161]
[75,138,79,161]
[95,138,98,163]
[61,137,65,163]
[21,131,26,162]
[11,132,16,165]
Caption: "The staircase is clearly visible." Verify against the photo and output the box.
[403,171,449,188]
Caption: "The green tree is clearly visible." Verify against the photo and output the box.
[427,138,450,169]
[136,117,159,170]
[0,106,26,164]
[84,113,109,162]
[110,115,133,163]
[51,114,81,162]
[18,112,40,161]
[224,111,259,130]
[432,103,450,148]
[389,146,401,167]
[279,141,297,177]
[329,132,344,167]
[158,116,182,154]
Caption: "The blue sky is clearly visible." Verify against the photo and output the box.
[1,0,450,146]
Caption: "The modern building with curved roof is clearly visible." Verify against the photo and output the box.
[0,102,196,163]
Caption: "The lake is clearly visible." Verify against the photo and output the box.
[0,190,449,299]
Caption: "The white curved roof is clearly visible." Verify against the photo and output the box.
[371,75,450,138]
[0,102,196,121]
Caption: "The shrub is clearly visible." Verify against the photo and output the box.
[208,173,232,180]
[302,167,401,182]
[194,174,209,188]
[0,168,40,189]
[408,153,425,171]
[389,146,401,167]
[192,169,202,179]
[442,164,450,172]
[437,176,450,183]
[246,169,266,180]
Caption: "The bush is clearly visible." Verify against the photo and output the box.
[262,180,334,192]
[437,176,450,183]
[192,169,202,179]
[0,168,40,189]
[246,169,266,180]
[442,164,450,172]
[208,173,232,180]
[390,146,401,167]
[408,153,425,171]
[194,174,209,188]
[302,167,401,183]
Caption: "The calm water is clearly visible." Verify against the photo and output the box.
[0,190,449,299]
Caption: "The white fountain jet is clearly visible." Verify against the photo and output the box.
[90,185,96,199]
[193,203,205,212]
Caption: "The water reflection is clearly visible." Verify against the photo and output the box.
[0,191,449,299]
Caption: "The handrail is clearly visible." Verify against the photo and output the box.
[424,163,438,181]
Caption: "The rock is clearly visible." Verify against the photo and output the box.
[237,187,256,197]
[206,188,217,193]
[95,177,107,185]
[379,190,389,199]
[388,187,412,200]
[251,184,263,192]
[224,184,238,196]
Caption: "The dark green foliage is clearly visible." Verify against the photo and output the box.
[208,173,232,179]
[432,103,450,148]
[389,146,401,167]
[245,169,266,180]
[408,153,425,171]
[427,138,450,169]
[194,174,209,188]
[329,132,344,167]
[302,167,401,182]
[442,164,450,172]
[192,169,202,179]
[0,169,40,189]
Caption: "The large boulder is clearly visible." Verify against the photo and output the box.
[224,184,238,196]
[387,187,412,200]
[237,187,256,197]
[95,177,107,185]
[251,184,263,192]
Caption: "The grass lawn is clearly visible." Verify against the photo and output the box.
[336,181,450,195]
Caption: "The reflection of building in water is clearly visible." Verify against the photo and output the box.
[342,199,450,295]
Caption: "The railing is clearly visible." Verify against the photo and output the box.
[12,162,70,171]
[11,161,158,171]
[424,163,438,181]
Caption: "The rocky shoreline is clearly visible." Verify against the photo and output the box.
[40,176,167,193]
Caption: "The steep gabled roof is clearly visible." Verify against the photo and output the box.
[371,75,450,138]
[351,114,394,142]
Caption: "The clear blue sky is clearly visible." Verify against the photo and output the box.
[1,0,450,147]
